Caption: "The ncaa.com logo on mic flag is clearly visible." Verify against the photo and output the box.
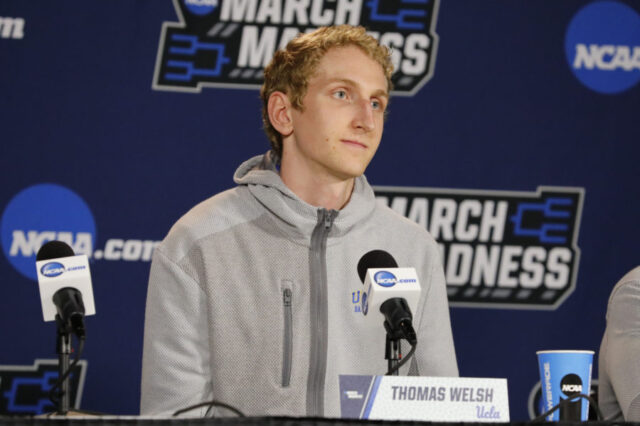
[153,0,440,95]
[1,183,161,281]
[375,186,584,310]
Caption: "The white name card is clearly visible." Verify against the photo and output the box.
[339,375,509,422]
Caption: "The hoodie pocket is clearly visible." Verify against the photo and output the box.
[282,284,293,387]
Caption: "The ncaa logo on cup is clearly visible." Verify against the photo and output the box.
[565,0,640,94]
[560,373,583,396]
[374,270,397,288]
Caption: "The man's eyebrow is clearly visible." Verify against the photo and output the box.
[373,89,390,100]
[328,78,389,98]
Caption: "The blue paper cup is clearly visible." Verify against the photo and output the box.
[536,350,594,421]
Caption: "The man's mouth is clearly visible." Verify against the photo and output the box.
[340,139,367,149]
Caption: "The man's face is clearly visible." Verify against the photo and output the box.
[286,45,389,181]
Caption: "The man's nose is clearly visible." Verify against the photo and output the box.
[352,99,375,132]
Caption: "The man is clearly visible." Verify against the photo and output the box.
[599,266,640,421]
[140,25,458,417]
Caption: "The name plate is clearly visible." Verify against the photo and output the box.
[339,375,509,422]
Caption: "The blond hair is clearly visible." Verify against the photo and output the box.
[260,25,394,158]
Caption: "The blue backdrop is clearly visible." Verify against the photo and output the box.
[1,0,639,420]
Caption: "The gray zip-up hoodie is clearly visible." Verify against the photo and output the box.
[140,152,458,417]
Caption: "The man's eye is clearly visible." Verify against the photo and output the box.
[371,99,382,110]
[333,90,347,100]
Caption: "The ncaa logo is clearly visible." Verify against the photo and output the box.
[374,270,397,287]
[40,262,65,278]
[560,373,583,397]
[183,0,217,16]
[1,184,96,281]
[528,379,599,420]
[565,1,640,94]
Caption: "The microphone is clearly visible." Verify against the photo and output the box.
[36,241,96,337]
[357,250,420,345]
[357,250,398,282]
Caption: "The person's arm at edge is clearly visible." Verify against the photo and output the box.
[604,277,640,421]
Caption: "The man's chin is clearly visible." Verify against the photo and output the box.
[322,158,372,182]
[333,169,367,182]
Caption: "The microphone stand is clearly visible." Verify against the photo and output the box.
[384,321,403,376]
[54,315,71,415]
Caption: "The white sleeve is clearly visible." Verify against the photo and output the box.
[603,279,640,421]
[140,248,212,416]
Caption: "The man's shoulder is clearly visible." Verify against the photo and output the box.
[620,266,640,283]
[372,200,439,250]
[610,266,640,294]
[609,266,640,299]
[369,201,446,295]
[158,186,263,262]
[606,266,640,321]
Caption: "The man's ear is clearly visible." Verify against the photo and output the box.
[267,91,294,137]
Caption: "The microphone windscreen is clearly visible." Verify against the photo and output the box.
[36,240,75,261]
[357,250,398,283]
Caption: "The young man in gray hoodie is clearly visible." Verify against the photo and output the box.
[141,25,458,418]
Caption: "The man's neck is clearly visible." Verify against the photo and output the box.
[280,161,355,211]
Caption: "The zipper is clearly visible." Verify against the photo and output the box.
[282,286,293,387]
[306,208,337,416]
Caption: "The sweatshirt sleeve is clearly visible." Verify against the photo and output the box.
[140,247,212,416]
[411,248,459,377]
[602,278,640,421]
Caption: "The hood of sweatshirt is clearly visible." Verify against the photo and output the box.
[233,151,377,241]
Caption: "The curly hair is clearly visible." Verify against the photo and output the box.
[260,25,394,159]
